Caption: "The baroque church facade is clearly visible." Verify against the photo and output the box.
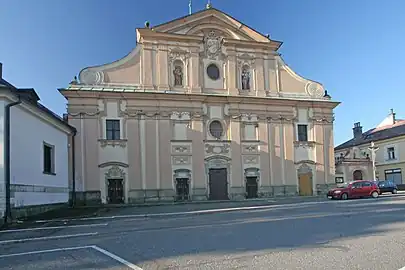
[61,7,339,204]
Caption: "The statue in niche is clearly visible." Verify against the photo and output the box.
[173,65,183,86]
[241,67,250,90]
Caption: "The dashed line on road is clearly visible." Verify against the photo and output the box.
[0,245,144,269]
[0,223,108,233]
[0,232,98,245]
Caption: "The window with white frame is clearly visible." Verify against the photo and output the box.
[297,124,308,141]
[43,142,55,174]
[106,119,121,140]
[387,147,396,160]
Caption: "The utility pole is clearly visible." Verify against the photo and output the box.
[368,141,379,181]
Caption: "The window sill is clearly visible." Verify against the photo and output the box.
[98,139,127,148]
[43,171,56,176]
[294,141,316,148]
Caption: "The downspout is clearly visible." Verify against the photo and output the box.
[4,98,21,224]
[70,130,77,207]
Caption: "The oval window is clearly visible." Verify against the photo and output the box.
[209,120,223,139]
[206,63,220,81]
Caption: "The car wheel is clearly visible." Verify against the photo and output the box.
[341,193,348,200]
[371,191,379,198]
[392,189,398,194]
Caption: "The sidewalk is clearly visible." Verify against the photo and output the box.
[20,195,327,223]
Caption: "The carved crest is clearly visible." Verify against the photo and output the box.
[204,31,223,59]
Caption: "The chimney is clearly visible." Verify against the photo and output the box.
[353,122,363,139]
[0,62,2,79]
[390,108,396,124]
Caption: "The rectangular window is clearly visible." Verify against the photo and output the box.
[387,147,396,160]
[385,169,402,185]
[106,119,120,140]
[43,143,55,174]
[297,124,308,141]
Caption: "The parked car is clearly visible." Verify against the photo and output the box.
[376,180,398,194]
[327,180,380,200]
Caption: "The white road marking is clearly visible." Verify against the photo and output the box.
[32,195,405,223]
[91,245,144,270]
[0,245,144,269]
[0,223,108,233]
[0,246,92,258]
[0,232,98,244]
[398,266,405,270]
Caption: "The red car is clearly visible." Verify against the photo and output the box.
[327,180,380,200]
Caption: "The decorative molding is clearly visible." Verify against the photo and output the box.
[237,53,255,68]
[168,47,191,63]
[205,144,230,155]
[242,144,259,154]
[297,163,313,175]
[80,69,105,85]
[293,141,316,148]
[244,167,260,179]
[172,145,191,154]
[105,165,126,179]
[295,160,316,165]
[98,161,129,168]
[98,139,127,148]
[306,82,324,98]
[172,156,191,165]
[243,155,259,164]
[204,30,224,59]
[67,111,100,117]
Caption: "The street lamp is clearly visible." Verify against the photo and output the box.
[368,141,379,181]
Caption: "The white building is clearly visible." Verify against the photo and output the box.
[0,63,75,221]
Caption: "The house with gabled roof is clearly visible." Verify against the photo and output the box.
[0,63,76,222]
[335,109,405,189]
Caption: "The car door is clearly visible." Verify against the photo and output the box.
[361,181,373,197]
[351,182,363,198]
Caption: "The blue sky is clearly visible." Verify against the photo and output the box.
[1,0,404,145]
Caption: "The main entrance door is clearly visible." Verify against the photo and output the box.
[107,179,124,204]
[298,173,313,196]
[209,168,228,200]
[246,177,258,198]
[175,178,190,201]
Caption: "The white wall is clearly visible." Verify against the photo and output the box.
[9,104,69,207]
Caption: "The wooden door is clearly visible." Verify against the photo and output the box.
[298,173,313,196]
[209,168,229,200]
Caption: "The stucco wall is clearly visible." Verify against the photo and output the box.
[9,103,69,207]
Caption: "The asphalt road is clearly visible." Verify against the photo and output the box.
[0,195,405,270]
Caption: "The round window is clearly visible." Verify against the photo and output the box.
[209,120,223,139]
[206,63,220,81]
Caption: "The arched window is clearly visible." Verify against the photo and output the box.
[241,65,251,90]
[353,170,363,180]
[209,120,223,139]
[173,60,184,87]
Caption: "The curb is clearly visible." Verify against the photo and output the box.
[33,200,331,223]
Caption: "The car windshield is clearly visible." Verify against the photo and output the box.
[337,182,350,188]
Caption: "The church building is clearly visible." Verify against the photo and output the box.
[60,5,339,204]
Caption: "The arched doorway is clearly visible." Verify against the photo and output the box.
[353,170,363,180]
